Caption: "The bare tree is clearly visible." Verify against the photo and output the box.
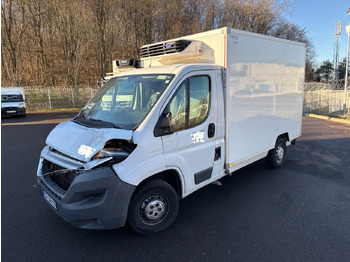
[54,0,89,87]
[1,0,27,85]
[218,0,293,34]
[25,0,59,85]
[85,0,121,78]
[1,0,316,87]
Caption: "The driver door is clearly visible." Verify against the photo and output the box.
[159,71,220,195]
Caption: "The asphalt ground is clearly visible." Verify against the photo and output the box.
[2,113,350,261]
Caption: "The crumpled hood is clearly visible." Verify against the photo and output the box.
[46,120,133,162]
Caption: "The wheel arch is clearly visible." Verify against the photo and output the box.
[278,132,290,143]
[136,169,184,199]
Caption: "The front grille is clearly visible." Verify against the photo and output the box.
[3,106,18,110]
[42,159,80,191]
[2,107,18,114]
[47,170,79,191]
[42,159,64,173]
[141,40,191,58]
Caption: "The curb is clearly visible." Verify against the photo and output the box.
[307,114,350,125]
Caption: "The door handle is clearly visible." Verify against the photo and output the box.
[208,123,215,138]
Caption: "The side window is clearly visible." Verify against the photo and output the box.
[168,80,188,132]
[165,75,210,133]
[189,76,210,127]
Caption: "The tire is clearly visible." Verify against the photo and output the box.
[266,137,287,168]
[128,179,179,235]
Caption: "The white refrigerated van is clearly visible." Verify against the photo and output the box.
[37,27,305,234]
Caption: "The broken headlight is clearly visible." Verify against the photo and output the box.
[92,139,136,163]
[93,147,130,161]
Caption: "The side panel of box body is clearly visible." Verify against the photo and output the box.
[224,28,305,168]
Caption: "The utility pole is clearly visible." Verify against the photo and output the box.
[344,8,350,116]
[344,25,349,116]
[333,21,341,80]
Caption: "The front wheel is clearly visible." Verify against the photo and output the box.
[128,179,179,235]
[266,137,287,168]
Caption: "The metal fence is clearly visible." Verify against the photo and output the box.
[304,83,350,117]
[304,81,347,91]
[23,86,98,110]
[5,84,350,117]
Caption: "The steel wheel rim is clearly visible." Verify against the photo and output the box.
[275,144,285,164]
[140,194,168,224]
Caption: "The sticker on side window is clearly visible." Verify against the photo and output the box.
[191,131,205,143]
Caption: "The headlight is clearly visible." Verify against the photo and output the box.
[19,103,26,108]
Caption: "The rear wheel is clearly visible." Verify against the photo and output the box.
[128,179,179,235]
[266,137,287,168]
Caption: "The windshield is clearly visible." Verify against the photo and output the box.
[1,94,24,103]
[74,74,174,130]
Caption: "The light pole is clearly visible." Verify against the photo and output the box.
[344,10,350,116]
[344,25,350,115]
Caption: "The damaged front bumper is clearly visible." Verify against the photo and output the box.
[36,147,135,230]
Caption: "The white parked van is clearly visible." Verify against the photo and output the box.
[36,27,305,234]
[1,87,27,117]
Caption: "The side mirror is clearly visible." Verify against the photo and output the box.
[154,112,173,137]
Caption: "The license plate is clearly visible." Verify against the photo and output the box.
[7,110,16,113]
[43,191,57,210]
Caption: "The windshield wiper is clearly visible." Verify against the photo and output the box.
[88,118,113,127]
[73,114,123,129]
[89,118,123,129]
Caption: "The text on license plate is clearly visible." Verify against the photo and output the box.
[7,110,16,113]
[43,191,57,210]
